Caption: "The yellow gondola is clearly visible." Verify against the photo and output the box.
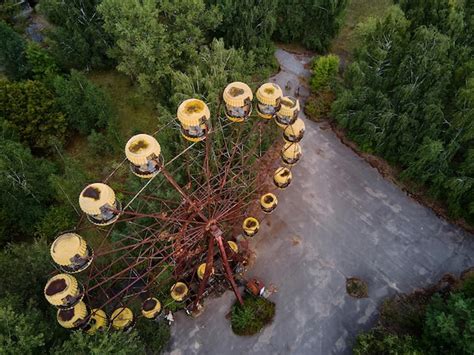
[260,193,278,214]
[125,134,162,178]
[242,217,259,237]
[281,142,302,166]
[44,274,84,308]
[256,83,283,119]
[283,118,305,143]
[57,301,89,329]
[170,282,189,302]
[177,99,211,142]
[111,307,135,332]
[50,233,93,273]
[197,263,215,280]
[223,82,253,122]
[79,183,121,226]
[141,298,162,319]
[275,96,300,128]
[84,308,108,334]
[273,167,293,189]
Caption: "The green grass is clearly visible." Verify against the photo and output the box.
[331,0,393,60]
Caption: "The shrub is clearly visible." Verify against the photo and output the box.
[136,319,171,353]
[423,293,474,353]
[52,331,145,355]
[310,54,340,92]
[0,80,67,151]
[54,70,114,135]
[231,295,275,336]
[353,328,422,355]
[0,20,29,80]
[25,42,59,80]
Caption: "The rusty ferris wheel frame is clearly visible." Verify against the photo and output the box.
[45,81,305,331]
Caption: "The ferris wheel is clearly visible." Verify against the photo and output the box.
[43,81,305,334]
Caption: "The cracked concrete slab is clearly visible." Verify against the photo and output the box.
[167,49,474,355]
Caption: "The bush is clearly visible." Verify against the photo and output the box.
[231,295,275,336]
[353,270,474,354]
[0,20,29,80]
[54,70,114,135]
[0,80,67,151]
[25,42,59,80]
[52,331,145,355]
[34,206,75,240]
[274,0,348,52]
[87,130,113,155]
[136,319,171,353]
[310,54,340,91]
[353,328,422,355]
[0,304,47,354]
[0,139,58,243]
[423,293,474,353]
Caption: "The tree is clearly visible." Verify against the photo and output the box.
[52,331,146,355]
[423,293,474,353]
[54,70,114,135]
[0,304,46,355]
[0,21,29,80]
[98,0,220,94]
[332,4,474,224]
[39,0,113,70]
[206,0,276,66]
[274,0,348,52]
[25,42,59,80]
[0,140,58,243]
[310,54,340,91]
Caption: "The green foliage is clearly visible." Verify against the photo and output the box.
[0,238,51,307]
[54,70,114,135]
[332,3,474,223]
[39,0,112,70]
[0,0,19,25]
[34,206,75,240]
[275,0,348,51]
[0,304,46,355]
[0,80,66,151]
[0,140,58,243]
[136,319,171,353]
[423,293,474,353]
[231,295,275,336]
[25,42,59,80]
[171,39,256,110]
[353,327,422,355]
[52,331,146,355]
[0,20,29,80]
[207,0,276,67]
[87,130,112,155]
[98,0,220,94]
[354,273,474,354]
[311,55,340,91]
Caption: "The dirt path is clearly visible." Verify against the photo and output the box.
[167,49,474,355]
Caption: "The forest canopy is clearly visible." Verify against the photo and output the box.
[332,2,474,224]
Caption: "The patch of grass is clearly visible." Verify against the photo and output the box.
[231,295,275,336]
[87,70,159,139]
[331,0,392,60]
